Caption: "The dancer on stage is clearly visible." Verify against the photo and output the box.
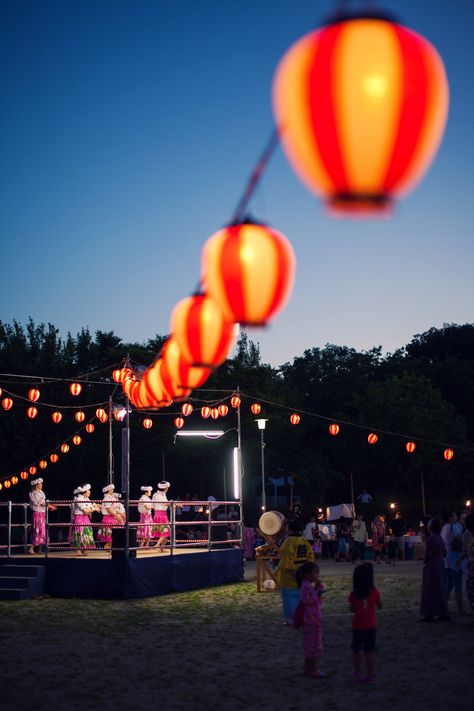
[28,478,57,554]
[97,484,121,550]
[113,491,126,525]
[71,484,99,556]
[138,486,154,547]
[152,480,171,552]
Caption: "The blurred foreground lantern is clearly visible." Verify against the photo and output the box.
[61,444,70,454]
[174,417,184,430]
[329,423,340,436]
[96,408,108,423]
[70,382,82,396]
[21,471,28,480]
[86,423,94,434]
[39,460,47,469]
[2,397,13,411]
[28,388,40,402]
[218,404,228,417]
[27,407,38,419]
[171,293,235,368]
[251,403,261,415]
[231,394,241,408]
[444,448,454,461]
[201,406,211,419]
[73,435,81,445]
[75,411,85,423]
[50,453,59,463]
[273,12,449,214]
[143,418,153,429]
[201,221,296,326]
[290,413,301,425]
[52,411,62,424]
[138,361,170,408]
[406,441,416,453]
[182,403,193,417]
[368,433,378,445]
[161,338,210,399]
[29,466,37,475]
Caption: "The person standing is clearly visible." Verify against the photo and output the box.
[441,510,466,615]
[28,478,57,554]
[371,515,386,564]
[137,486,154,547]
[352,513,367,564]
[152,480,171,552]
[71,484,98,556]
[274,519,314,624]
[420,517,450,621]
[97,484,121,550]
[296,562,326,678]
[349,563,382,684]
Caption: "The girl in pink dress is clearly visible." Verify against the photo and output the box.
[97,484,120,549]
[71,484,100,556]
[28,478,57,554]
[152,481,171,552]
[296,562,326,678]
[138,486,154,547]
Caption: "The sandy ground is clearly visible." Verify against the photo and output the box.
[1,559,473,711]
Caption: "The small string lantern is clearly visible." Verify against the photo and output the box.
[210,408,219,420]
[406,441,416,454]
[4,480,11,488]
[251,403,261,415]
[290,413,301,425]
[21,471,28,480]
[2,397,13,411]
[444,448,454,461]
[182,403,193,417]
[96,408,108,423]
[329,423,340,436]
[231,395,241,408]
[39,460,47,469]
[368,433,378,445]
[27,407,38,419]
[72,435,82,446]
[29,466,37,475]
[85,424,94,434]
[201,406,211,419]
[11,476,18,485]
[218,404,229,417]
[28,388,40,402]
[50,453,59,463]
[70,382,82,396]
[75,411,85,423]
[52,411,62,424]
[174,417,185,429]
[61,444,70,454]
[112,369,123,383]
[143,418,153,429]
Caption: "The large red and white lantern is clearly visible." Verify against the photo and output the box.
[201,221,296,326]
[273,13,449,214]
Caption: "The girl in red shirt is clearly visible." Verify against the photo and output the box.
[348,562,382,684]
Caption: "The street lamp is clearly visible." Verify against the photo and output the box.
[256,418,268,511]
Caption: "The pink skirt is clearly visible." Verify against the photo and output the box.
[71,514,95,549]
[31,511,46,546]
[97,514,116,543]
[152,510,170,538]
[303,625,323,659]
[138,512,153,540]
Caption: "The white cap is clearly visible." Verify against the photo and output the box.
[102,484,115,493]
[30,478,43,487]
[141,486,153,493]
[158,480,170,490]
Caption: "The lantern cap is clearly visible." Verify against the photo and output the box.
[226,214,265,228]
[325,7,399,26]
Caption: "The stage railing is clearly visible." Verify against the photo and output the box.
[0,499,243,558]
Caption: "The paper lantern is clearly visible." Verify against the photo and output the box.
[171,293,235,368]
[218,404,229,417]
[96,408,108,423]
[0,387,2,396]
[50,453,59,463]
[61,444,70,454]
[273,13,449,214]
[52,411,62,424]
[75,411,85,423]
[112,369,123,383]
[4,480,11,488]
[70,382,82,396]
[231,395,241,409]
[143,418,153,429]
[2,397,13,411]
[406,441,416,453]
[138,362,170,408]
[39,460,47,469]
[181,403,193,417]
[201,406,211,419]
[0,482,2,490]
[329,423,340,436]
[201,221,296,326]
[210,407,219,420]
[251,403,261,415]
[27,407,38,419]
[21,471,28,480]
[174,416,184,430]
[28,388,40,402]
[72,435,81,445]
[161,338,210,398]
[11,476,18,485]
[29,466,37,475]
[85,423,95,434]
[444,448,454,461]
[290,413,300,425]
[368,433,378,445]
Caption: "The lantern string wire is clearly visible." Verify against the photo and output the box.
[230,128,280,225]
[0,360,125,386]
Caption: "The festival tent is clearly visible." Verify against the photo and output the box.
[325,503,355,521]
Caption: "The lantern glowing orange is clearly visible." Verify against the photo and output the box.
[329,423,340,436]
[73,435,81,445]
[112,369,122,383]
[231,395,241,409]
[27,407,38,419]
[218,404,229,417]
[174,417,184,430]
[85,423,94,434]
[28,388,40,402]
[52,411,62,424]
[210,408,219,420]
[182,403,193,417]
[406,441,416,453]
[161,338,210,398]
[273,14,449,214]
[201,406,211,419]
[368,433,378,445]
[11,476,18,485]
[171,293,235,368]
[75,411,85,423]
[201,221,296,326]
[29,466,37,475]
[0,482,3,490]
[444,448,454,461]
[96,408,108,423]
[143,418,153,429]
[70,382,82,396]
[251,403,261,415]
[61,444,70,454]
[2,397,13,411]
[50,453,59,463]
[39,460,47,469]
[290,413,301,425]
[4,480,11,488]
[21,471,28,480]
[138,361,170,408]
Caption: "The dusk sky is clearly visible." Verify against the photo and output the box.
[1,0,473,367]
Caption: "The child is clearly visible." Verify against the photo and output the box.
[387,532,397,565]
[295,562,326,678]
[312,536,322,560]
[349,562,382,684]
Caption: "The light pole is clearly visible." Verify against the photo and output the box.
[256,418,268,511]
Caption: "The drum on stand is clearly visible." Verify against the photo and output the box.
[258,511,286,537]
[256,511,286,593]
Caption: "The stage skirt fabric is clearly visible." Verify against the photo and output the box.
[97,515,117,543]
[152,510,170,538]
[138,512,154,540]
[31,511,46,546]
[72,514,95,549]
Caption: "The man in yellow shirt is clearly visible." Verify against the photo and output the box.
[275,519,315,623]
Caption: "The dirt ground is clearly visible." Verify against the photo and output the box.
[1,560,473,711]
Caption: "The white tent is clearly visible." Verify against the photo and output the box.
[326,503,355,521]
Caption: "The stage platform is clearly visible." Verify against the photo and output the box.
[0,547,244,599]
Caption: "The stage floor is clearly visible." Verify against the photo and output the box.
[7,546,212,559]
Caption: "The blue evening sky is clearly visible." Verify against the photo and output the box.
[1,0,473,367]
